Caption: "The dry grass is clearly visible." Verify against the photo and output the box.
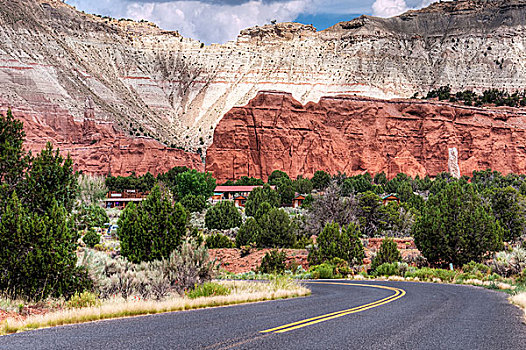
[511,292,526,320]
[1,279,310,335]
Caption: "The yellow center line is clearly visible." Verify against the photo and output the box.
[260,282,406,334]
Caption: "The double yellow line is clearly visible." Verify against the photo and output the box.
[260,282,406,334]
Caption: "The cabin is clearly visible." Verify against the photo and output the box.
[382,194,400,206]
[212,185,275,201]
[234,195,248,207]
[292,195,306,208]
[103,190,149,209]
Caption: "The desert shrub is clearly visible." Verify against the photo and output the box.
[256,207,295,248]
[490,247,526,277]
[413,182,503,267]
[329,257,352,276]
[245,184,280,217]
[180,194,207,213]
[259,250,287,274]
[75,204,109,230]
[371,237,402,271]
[309,263,336,279]
[186,282,230,299]
[308,222,364,266]
[0,193,91,301]
[206,233,234,249]
[66,291,100,309]
[83,228,101,248]
[205,201,242,230]
[163,240,217,294]
[118,185,187,263]
[404,267,457,283]
[462,261,491,276]
[374,263,398,276]
[235,217,260,248]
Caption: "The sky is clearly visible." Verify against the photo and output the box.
[65,0,440,44]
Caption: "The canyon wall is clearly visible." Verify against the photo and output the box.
[1,0,526,153]
[205,91,526,182]
[0,103,203,176]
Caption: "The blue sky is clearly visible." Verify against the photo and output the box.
[65,0,438,44]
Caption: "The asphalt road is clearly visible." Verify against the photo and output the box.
[1,280,525,350]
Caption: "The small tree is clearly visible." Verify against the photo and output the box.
[0,192,88,300]
[486,186,526,242]
[83,228,101,248]
[259,250,287,274]
[75,204,109,230]
[308,222,365,266]
[311,170,331,190]
[181,194,207,213]
[23,142,79,214]
[78,173,108,206]
[371,237,402,271]
[236,217,260,248]
[257,207,294,248]
[174,169,216,199]
[118,185,187,263]
[413,182,503,267]
[245,184,279,217]
[268,170,289,186]
[205,201,242,230]
[0,109,29,190]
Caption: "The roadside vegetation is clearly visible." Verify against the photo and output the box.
[2,109,526,331]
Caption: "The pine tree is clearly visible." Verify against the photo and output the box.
[245,184,279,217]
[413,182,504,267]
[118,185,187,263]
[205,200,242,230]
[371,237,402,271]
[0,109,28,190]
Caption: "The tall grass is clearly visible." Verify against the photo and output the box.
[511,292,526,320]
[1,279,309,335]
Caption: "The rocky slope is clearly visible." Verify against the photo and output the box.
[205,91,526,182]
[1,0,526,154]
[0,104,203,176]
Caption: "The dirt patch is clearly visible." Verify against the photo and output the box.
[209,249,308,274]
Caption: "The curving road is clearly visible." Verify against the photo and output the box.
[1,280,526,349]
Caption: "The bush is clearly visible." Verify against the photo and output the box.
[66,291,100,309]
[186,282,231,299]
[259,250,287,274]
[174,169,216,199]
[206,233,234,249]
[404,267,457,283]
[0,192,91,301]
[413,182,503,267]
[371,237,402,271]
[205,201,242,230]
[245,184,280,217]
[490,247,526,277]
[75,204,109,230]
[309,263,336,279]
[257,207,295,248]
[118,185,187,263]
[181,194,207,213]
[374,263,399,277]
[462,261,491,276]
[308,222,364,266]
[236,217,260,248]
[83,228,101,248]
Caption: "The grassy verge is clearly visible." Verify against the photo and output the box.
[1,278,309,335]
[511,291,526,321]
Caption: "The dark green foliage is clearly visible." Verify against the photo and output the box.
[118,185,187,263]
[301,194,314,208]
[413,182,504,267]
[105,171,156,192]
[308,222,365,266]
[205,233,234,249]
[373,172,387,186]
[485,186,525,242]
[245,184,279,217]
[277,178,295,206]
[205,201,242,230]
[293,177,313,194]
[234,176,264,186]
[235,217,260,248]
[0,192,90,300]
[257,208,295,248]
[259,250,286,274]
[268,170,289,186]
[180,194,207,213]
[0,109,28,190]
[425,86,526,108]
[83,228,101,248]
[311,170,331,190]
[23,142,78,213]
[175,169,216,199]
[75,204,109,230]
[371,237,402,271]
[156,166,189,189]
[341,175,374,195]
[426,85,451,100]
[357,191,391,237]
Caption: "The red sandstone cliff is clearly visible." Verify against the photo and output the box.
[1,104,203,176]
[205,91,526,182]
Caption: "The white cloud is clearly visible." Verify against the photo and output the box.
[371,0,409,17]
[68,0,309,44]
